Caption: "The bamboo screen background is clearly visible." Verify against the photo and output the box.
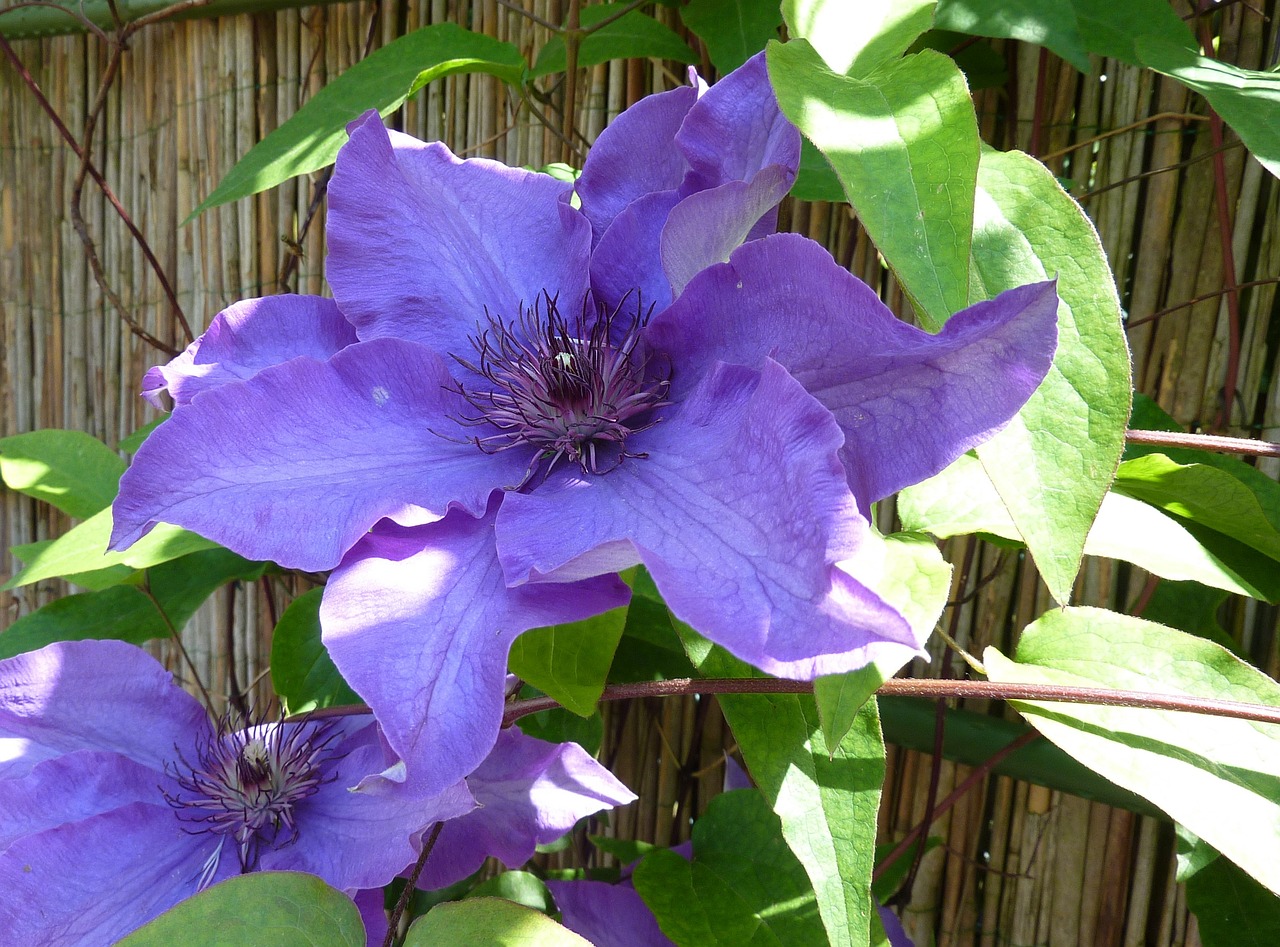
[2,1,1278,944]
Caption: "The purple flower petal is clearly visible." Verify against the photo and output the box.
[648,234,1059,508]
[576,83,701,244]
[0,639,207,779]
[878,902,915,947]
[111,338,530,571]
[547,879,676,947]
[675,52,800,196]
[320,498,630,799]
[143,295,357,408]
[417,728,635,890]
[497,360,919,679]
[0,801,230,945]
[354,888,388,946]
[327,111,592,354]
[589,189,681,315]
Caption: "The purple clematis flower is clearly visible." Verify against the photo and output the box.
[0,640,634,945]
[109,51,1057,806]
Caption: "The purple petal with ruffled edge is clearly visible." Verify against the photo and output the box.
[576,83,701,244]
[0,801,233,946]
[415,728,635,890]
[497,360,920,680]
[320,497,630,799]
[143,295,357,408]
[111,338,530,570]
[589,190,682,315]
[675,51,800,196]
[0,639,207,779]
[327,112,592,356]
[547,879,676,947]
[647,234,1059,509]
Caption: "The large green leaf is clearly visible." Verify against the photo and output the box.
[0,429,124,519]
[984,607,1280,895]
[814,531,951,748]
[1186,852,1280,947]
[682,634,883,947]
[9,538,137,592]
[768,39,977,330]
[782,0,935,77]
[531,4,697,79]
[969,147,1131,604]
[1138,37,1280,181]
[405,898,590,946]
[3,506,219,591]
[1069,0,1195,65]
[509,606,628,717]
[119,871,363,947]
[680,0,782,72]
[0,548,265,660]
[271,587,362,716]
[191,24,524,218]
[633,790,824,945]
[899,452,1274,600]
[465,871,554,914]
[933,0,1091,72]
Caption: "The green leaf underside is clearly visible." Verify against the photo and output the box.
[782,0,935,78]
[680,0,783,73]
[191,24,524,218]
[633,790,824,946]
[984,607,1280,895]
[4,506,219,591]
[531,4,697,78]
[509,606,628,717]
[0,548,265,661]
[969,147,1131,605]
[769,39,976,330]
[1069,0,1196,66]
[1186,853,1280,947]
[271,587,362,716]
[404,898,590,946]
[118,871,363,947]
[0,429,124,519]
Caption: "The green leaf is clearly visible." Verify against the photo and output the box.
[768,40,977,330]
[1142,582,1235,652]
[969,147,1131,604]
[531,4,697,79]
[3,507,219,591]
[984,606,1280,895]
[872,837,941,902]
[815,531,951,747]
[9,539,137,592]
[191,24,525,218]
[633,790,824,946]
[782,0,935,77]
[608,567,696,682]
[405,898,591,946]
[1186,851,1280,947]
[1137,38,1280,181]
[933,0,1091,72]
[0,429,124,519]
[682,635,883,947]
[909,31,1009,91]
[588,835,661,866]
[118,871,363,947]
[509,606,627,717]
[271,588,362,715]
[679,0,782,72]
[789,138,845,203]
[465,872,554,914]
[515,702,603,757]
[117,417,167,455]
[1069,0,1195,66]
[0,548,265,660]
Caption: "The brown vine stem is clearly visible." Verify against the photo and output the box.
[1039,112,1209,162]
[383,820,444,947]
[1125,427,1280,458]
[1125,277,1280,330]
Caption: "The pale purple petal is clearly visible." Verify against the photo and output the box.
[0,639,207,779]
[0,801,226,945]
[576,83,700,243]
[547,880,676,947]
[416,728,636,890]
[355,888,388,946]
[258,720,475,891]
[589,189,681,315]
[0,750,163,851]
[320,498,630,800]
[723,753,752,792]
[497,360,919,680]
[111,338,529,571]
[143,295,357,408]
[648,234,1059,507]
[878,902,915,947]
[327,111,592,355]
[675,52,800,195]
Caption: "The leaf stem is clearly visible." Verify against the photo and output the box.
[383,821,445,947]
[1125,427,1280,458]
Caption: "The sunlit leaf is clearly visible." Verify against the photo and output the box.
[0,429,124,519]
[404,898,590,946]
[531,4,696,79]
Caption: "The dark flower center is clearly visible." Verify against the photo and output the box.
[453,292,671,489]
[163,714,342,885]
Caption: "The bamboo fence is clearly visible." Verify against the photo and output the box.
[2,1,1278,944]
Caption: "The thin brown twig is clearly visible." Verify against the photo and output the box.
[1125,277,1280,329]
[1040,112,1209,162]
[383,821,445,947]
[1076,139,1241,202]
[493,0,559,32]
[141,579,217,715]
